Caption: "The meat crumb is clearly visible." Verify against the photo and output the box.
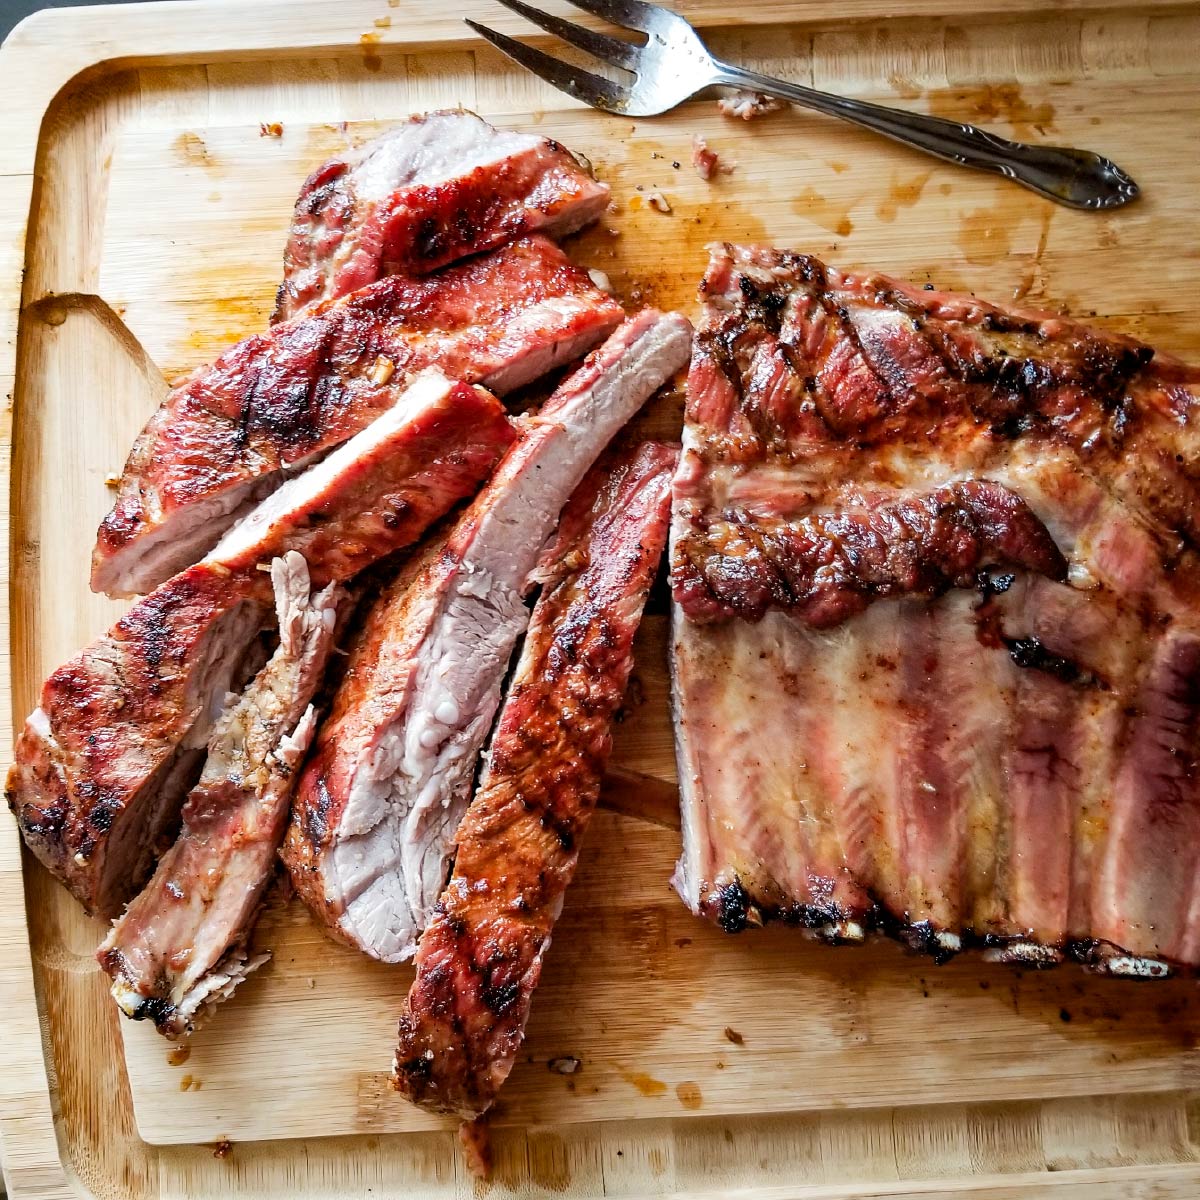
[647,191,672,214]
[587,268,613,293]
[692,135,735,181]
[258,122,284,138]
[723,1026,745,1045]
[718,90,785,121]
[212,1137,233,1159]
[104,472,121,489]
[458,1116,492,1180]
[369,354,396,386]
[548,1055,581,1074]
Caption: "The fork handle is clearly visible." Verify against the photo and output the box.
[711,63,1138,211]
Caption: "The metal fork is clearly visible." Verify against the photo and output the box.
[466,0,1138,211]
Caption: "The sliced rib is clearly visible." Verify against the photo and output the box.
[274,110,610,322]
[97,554,344,1036]
[13,373,513,918]
[282,310,693,963]
[206,370,516,583]
[93,237,621,598]
[671,244,1200,973]
[394,442,676,1118]
[7,563,272,918]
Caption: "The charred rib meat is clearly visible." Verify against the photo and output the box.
[7,563,271,918]
[274,110,610,322]
[283,311,693,963]
[671,244,1200,974]
[394,442,676,1117]
[206,370,515,583]
[97,554,344,1036]
[94,236,621,597]
[14,373,512,918]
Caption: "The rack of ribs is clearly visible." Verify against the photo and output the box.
[93,236,621,597]
[670,243,1200,975]
[9,371,514,919]
[394,441,676,1118]
[282,311,693,963]
[273,110,610,323]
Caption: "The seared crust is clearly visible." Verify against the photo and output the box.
[98,557,344,1037]
[209,376,516,585]
[17,376,513,921]
[674,479,1067,625]
[280,313,692,964]
[93,236,621,597]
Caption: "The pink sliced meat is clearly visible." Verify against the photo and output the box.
[393,442,676,1118]
[93,236,622,598]
[282,311,693,963]
[273,110,610,322]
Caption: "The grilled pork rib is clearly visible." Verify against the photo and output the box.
[274,110,610,322]
[12,373,513,918]
[283,311,693,962]
[7,565,271,918]
[207,370,516,583]
[672,244,1200,974]
[394,442,676,1118]
[94,237,621,597]
[98,555,344,1037]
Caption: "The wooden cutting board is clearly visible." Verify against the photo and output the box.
[4,2,1200,1197]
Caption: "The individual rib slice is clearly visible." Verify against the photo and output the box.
[671,243,1200,974]
[97,554,344,1037]
[7,563,273,918]
[393,442,676,1118]
[13,374,512,919]
[282,310,693,963]
[274,110,610,322]
[93,236,622,598]
[206,370,516,583]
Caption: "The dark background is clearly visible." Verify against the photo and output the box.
[1,0,149,42]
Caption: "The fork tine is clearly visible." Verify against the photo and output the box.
[561,0,662,38]
[492,0,641,72]
[465,19,630,112]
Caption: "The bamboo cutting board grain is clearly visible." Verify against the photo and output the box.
[4,2,1200,1197]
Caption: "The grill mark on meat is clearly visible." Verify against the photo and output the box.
[283,313,692,965]
[98,555,344,1038]
[7,564,272,917]
[1003,635,1091,684]
[673,480,1067,626]
[13,374,509,921]
[205,371,515,587]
